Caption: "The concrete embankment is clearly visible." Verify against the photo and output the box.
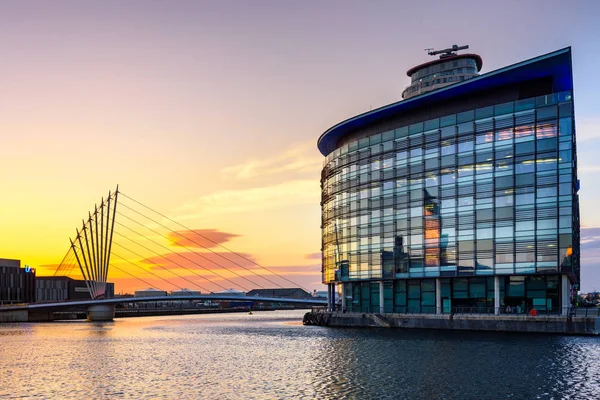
[303,312,600,335]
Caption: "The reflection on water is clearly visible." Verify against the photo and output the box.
[0,310,599,399]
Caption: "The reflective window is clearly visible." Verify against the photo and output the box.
[441,143,456,156]
[410,148,423,158]
[320,91,578,294]
[458,141,474,153]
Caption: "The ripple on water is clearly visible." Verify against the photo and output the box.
[0,311,599,399]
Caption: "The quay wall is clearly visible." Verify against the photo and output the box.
[0,310,28,322]
[303,312,600,336]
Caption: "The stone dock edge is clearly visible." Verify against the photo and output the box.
[303,312,600,335]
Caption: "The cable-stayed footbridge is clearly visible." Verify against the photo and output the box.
[1,187,325,322]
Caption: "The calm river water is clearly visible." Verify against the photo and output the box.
[1,310,599,399]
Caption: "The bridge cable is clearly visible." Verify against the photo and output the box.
[111,241,213,293]
[55,246,78,277]
[111,250,205,294]
[109,263,168,294]
[114,211,265,290]
[119,192,311,292]
[112,228,246,293]
[62,250,77,277]
[115,208,273,290]
[118,196,290,289]
[64,251,79,277]
[112,222,253,291]
[75,238,207,291]
[70,243,192,295]
[59,248,79,278]
[53,248,71,276]
[56,213,221,294]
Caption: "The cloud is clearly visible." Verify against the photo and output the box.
[175,179,319,219]
[304,252,322,260]
[172,141,321,220]
[581,226,600,250]
[577,118,600,142]
[168,229,240,249]
[259,264,321,277]
[578,166,600,173]
[140,251,256,271]
[222,141,322,180]
[579,226,600,292]
[139,252,319,276]
[38,262,84,278]
[110,252,323,293]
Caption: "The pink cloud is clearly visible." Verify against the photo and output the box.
[304,252,322,260]
[167,229,240,249]
[140,251,256,270]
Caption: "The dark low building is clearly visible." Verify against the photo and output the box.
[0,258,36,304]
[246,288,313,298]
[36,276,114,302]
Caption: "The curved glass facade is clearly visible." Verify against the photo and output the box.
[320,91,579,314]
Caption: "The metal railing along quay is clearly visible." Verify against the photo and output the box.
[312,306,600,317]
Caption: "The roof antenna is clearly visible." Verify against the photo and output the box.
[428,44,470,59]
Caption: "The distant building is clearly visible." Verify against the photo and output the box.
[246,288,313,299]
[0,258,36,304]
[212,289,246,296]
[36,276,114,302]
[134,288,167,297]
[171,289,201,296]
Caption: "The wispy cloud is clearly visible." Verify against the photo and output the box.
[140,251,256,271]
[222,141,322,180]
[109,252,321,293]
[304,252,322,260]
[168,229,240,249]
[581,226,600,249]
[577,118,600,142]
[176,179,319,219]
[578,166,600,172]
[174,141,322,219]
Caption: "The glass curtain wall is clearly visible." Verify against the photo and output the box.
[322,92,578,312]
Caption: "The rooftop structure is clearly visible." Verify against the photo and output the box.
[402,44,482,100]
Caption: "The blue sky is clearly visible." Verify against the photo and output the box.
[0,0,599,292]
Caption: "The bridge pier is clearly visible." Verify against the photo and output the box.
[86,304,115,322]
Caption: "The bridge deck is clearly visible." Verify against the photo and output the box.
[0,295,327,312]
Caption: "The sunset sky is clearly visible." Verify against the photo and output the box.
[1,1,599,293]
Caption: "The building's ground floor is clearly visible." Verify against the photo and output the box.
[325,274,574,316]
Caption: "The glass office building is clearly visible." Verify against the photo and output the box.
[318,48,579,315]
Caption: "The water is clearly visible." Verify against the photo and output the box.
[1,310,599,399]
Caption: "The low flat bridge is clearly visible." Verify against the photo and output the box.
[0,295,326,322]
